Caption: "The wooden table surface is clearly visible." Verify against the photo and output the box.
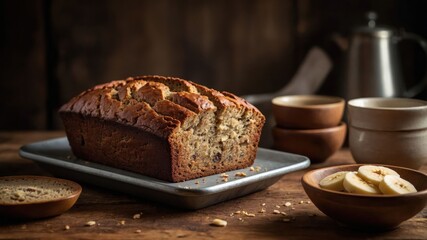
[0,131,426,239]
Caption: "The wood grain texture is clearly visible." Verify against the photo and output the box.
[2,0,427,130]
[51,0,296,96]
[0,1,47,130]
[0,131,426,239]
[47,0,299,129]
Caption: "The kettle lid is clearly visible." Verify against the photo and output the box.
[354,11,395,37]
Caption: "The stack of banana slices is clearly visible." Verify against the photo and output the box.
[319,165,417,195]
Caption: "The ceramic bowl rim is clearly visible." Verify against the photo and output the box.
[273,122,347,134]
[348,97,427,111]
[272,95,345,109]
[349,124,427,132]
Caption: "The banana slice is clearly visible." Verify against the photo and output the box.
[358,165,400,185]
[319,171,349,191]
[379,175,417,195]
[343,172,381,195]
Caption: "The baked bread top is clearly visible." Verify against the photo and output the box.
[59,75,264,139]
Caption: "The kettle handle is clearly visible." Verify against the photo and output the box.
[400,32,427,97]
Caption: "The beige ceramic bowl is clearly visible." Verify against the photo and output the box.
[0,175,82,219]
[272,95,345,129]
[348,97,427,169]
[348,97,427,131]
[272,122,347,163]
[349,126,427,169]
[302,164,427,230]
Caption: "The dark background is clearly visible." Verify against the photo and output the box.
[2,0,427,130]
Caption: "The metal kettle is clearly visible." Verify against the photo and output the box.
[345,12,427,99]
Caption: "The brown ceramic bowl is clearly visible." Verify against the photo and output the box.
[272,95,345,129]
[0,175,82,219]
[272,122,346,163]
[302,164,427,230]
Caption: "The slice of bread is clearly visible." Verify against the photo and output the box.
[0,176,80,205]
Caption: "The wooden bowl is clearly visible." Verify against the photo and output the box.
[272,122,346,163]
[301,164,427,230]
[272,95,345,129]
[0,175,82,219]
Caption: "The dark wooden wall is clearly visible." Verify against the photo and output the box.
[2,0,427,130]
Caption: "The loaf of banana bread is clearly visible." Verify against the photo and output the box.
[59,75,265,182]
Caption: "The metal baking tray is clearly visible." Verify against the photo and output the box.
[19,137,310,209]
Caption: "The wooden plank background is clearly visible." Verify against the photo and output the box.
[1,0,427,130]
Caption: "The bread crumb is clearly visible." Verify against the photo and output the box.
[135,229,142,233]
[133,213,142,219]
[233,210,256,217]
[119,220,125,225]
[220,173,229,182]
[250,167,255,171]
[64,225,70,230]
[261,203,266,206]
[211,219,227,227]
[259,208,266,213]
[284,202,292,207]
[275,205,281,209]
[273,210,281,214]
[299,201,304,204]
[244,212,255,217]
[235,172,247,177]
[240,211,255,217]
[85,221,96,227]
[280,212,287,216]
